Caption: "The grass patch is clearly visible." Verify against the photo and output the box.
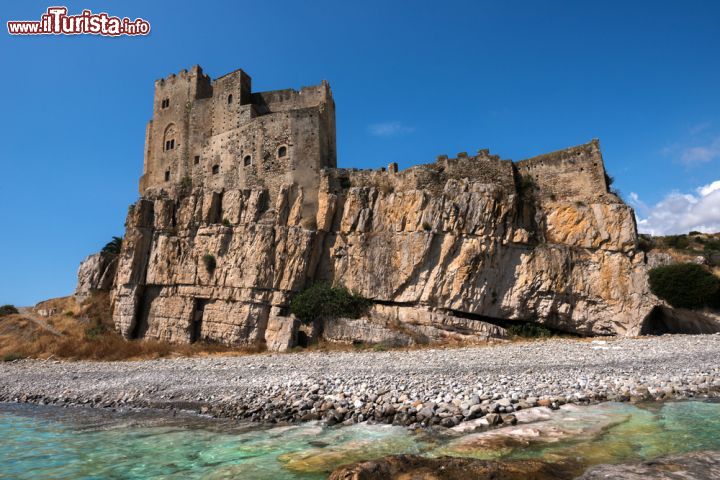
[0,293,250,361]
[3,353,24,362]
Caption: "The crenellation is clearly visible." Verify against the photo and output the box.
[141,65,612,229]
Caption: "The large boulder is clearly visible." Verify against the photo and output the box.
[75,252,118,301]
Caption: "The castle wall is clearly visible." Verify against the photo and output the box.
[515,140,609,201]
[140,66,336,223]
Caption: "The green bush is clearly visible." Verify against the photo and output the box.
[290,282,370,324]
[422,221,432,231]
[689,231,702,236]
[665,235,690,250]
[2,353,24,362]
[604,172,615,187]
[704,239,720,252]
[101,236,123,255]
[648,263,719,309]
[637,235,654,253]
[506,322,554,338]
[0,305,19,316]
[84,322,107,340]
[202,254,217,273]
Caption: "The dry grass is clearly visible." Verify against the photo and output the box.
[0,293,257,362]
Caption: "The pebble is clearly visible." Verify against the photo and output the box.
[1,335,719,429]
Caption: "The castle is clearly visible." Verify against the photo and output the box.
[106,65,655,350]
[140,66,611,216]
[141,65,336,218]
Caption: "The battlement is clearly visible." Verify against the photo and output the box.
[140,66,337,212]
[320,140,610,205]
[139,65,611,228]
[515,139,609,200]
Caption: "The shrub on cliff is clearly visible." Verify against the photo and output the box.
[202,253,217,273]
[290,282,370,324]
[506,322,554,338]
[101,236,123,255]
[648,263,719,309]
[0,305,19,316]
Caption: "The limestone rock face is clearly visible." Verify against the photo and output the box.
[110,148,662,348]
[75,252,118,301]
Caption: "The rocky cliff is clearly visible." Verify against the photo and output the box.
[108,140,662,349]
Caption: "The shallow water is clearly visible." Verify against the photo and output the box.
[1,401,719,479]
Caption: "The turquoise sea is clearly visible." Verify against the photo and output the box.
[1,401,720,479]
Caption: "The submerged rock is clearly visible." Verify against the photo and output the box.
[578,450,720,479]
[327,454,580,480]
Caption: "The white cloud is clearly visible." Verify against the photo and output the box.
[367,121,414,137]
[634,180,720,235]
[680,139,720,165]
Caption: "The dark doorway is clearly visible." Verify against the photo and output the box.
[296,330,309,348]
[191,298,209,343]
[132,286,161,339]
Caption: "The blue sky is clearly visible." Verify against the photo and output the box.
[1,0,719,306]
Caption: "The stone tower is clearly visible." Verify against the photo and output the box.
[139,65,336,217]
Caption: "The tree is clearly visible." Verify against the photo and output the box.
[101,236,123,255]
[290,282,370,324]
[648,263,719,309]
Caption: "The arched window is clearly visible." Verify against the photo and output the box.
[278,146,287,158]
[243,155,252,166]
[227,94,233,104]
[163,124,177,152]
[212,165,219,175]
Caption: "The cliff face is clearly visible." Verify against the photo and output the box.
[110,141,659,348]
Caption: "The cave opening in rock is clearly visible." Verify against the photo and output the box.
[191,298,208,343]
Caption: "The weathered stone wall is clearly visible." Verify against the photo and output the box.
[139,66,336,220]
[515,140,610,202]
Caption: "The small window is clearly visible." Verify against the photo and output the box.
[212,165,219,175]
[278,146,287,158]
[243,155,252,166]
[227,94,233,104]
[165,139,175,151]
[161,99,169,109]
[164,170,170,181]
[194,155,200,165]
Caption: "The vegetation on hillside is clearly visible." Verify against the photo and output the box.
[640,232,720,267]
[0,293,246,361]
[290,282,371,324]
[648,263,719,309]
[0,305,19,316]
